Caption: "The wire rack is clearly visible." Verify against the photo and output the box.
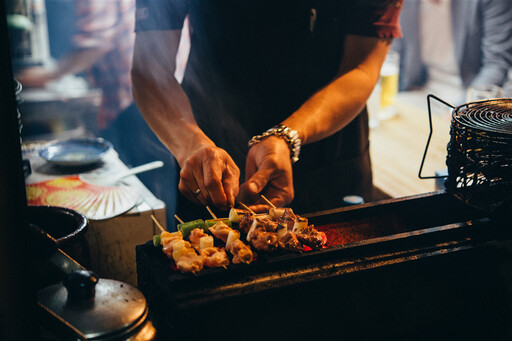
[445,99,512,216]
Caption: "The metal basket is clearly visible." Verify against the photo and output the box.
[420,96,512,216]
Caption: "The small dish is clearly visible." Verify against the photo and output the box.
[39,138,112,167]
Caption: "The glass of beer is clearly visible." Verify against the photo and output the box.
[379,50,400,120]
[466,84,504,102]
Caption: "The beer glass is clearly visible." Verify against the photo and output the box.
[466,84,504,102]
[379,50,400,120]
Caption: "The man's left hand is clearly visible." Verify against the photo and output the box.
[238,136,294,212]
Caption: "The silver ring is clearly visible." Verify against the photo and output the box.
[194,188,201,196]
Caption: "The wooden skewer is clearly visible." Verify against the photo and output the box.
[206,206,217,219]
[174,214,185,224]
[223,265,228,270]
[260,195,276,208]
[239,202,256,215]
[151,214,166,233]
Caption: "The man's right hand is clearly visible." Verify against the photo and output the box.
[178,145,240,211]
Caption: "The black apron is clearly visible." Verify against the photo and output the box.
[177,1,372,219]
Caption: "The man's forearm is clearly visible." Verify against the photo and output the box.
[131,31,215,166]
[283,67,377,146]
[56,46,111,78]
[131,67,214,166]
[283,36,391,146]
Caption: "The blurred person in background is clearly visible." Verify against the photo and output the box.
[392,0,512,105]
[16,0,178,226]
[132,1,404,220]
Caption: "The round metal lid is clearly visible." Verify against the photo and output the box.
[38,272,148,339]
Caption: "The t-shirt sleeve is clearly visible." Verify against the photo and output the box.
[73,1,119,49]
[135,0,189,32]
[345,0,403,38]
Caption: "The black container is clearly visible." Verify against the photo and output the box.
[137,191,512,340]
[27,205,90,268]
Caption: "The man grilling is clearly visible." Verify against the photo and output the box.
[132,1,403,220]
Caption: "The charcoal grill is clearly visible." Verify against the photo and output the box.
[136,192,512,340]
[137,96,512,340]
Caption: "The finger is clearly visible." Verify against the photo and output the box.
[178,177,200,204]
[191,165,209,205]
[246,203,271,214]
[202,159,229,209]
[222,164,240,208]
[246,166,274,195]
[179,167,203,205]
[236,182,260,208]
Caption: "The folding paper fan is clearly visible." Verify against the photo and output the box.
[26,175,139,220]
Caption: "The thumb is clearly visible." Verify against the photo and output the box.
[246,168,273,194]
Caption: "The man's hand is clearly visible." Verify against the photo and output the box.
[16,67,57,88]
[179,145,240,211]
[239,136,294,212]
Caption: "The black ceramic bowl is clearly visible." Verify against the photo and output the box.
[27,205,90,267]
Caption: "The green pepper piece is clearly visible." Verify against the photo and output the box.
[177,219,207,238]
[153,234,161,247]
[205,218,232,227]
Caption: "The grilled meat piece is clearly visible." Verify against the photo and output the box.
[247,217,278,242]
[176,253,205,273]
[162,239,192,258]
[278,208,297,231]
[250,228,279,252]
[210,222,254,264]
[209,221,231,242]
[296,225,324,250]
[278,231,303,252]
[200,247,230,268]
[239,213,255,234]
[189,228,207,250]
[227,239,254,264]
[255,217,279,233]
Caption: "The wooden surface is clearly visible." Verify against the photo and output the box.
[370,93,452,198]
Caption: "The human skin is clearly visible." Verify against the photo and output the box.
[132,29,391,212]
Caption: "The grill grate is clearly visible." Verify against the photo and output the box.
[445,99,512,215]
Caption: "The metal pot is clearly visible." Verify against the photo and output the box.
[38,270,156,340]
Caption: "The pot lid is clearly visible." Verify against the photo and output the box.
[38,270,148,339]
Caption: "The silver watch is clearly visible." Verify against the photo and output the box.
[248,124,302,163]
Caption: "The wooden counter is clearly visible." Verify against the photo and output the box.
[370,92,453,199]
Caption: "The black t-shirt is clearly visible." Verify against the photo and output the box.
[135,0,402,213]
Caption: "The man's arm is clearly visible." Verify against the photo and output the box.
[131,30,239,210]
[15,46,110,87]
[284,35,391,145]
[16,0,117,86]
[241,35,392,211]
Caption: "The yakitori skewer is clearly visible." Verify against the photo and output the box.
[260,195,276,208]
[174,214,185,224]
[206,206,217,219]
[239,202,256,215]
[151,214,166,233]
